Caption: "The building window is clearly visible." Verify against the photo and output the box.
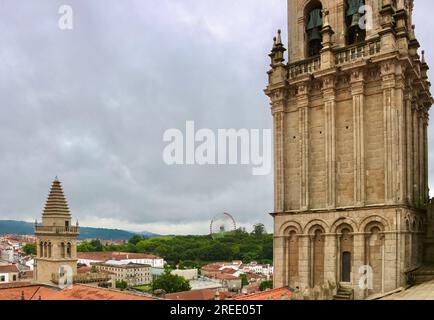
[306,1,323,57]
[61,242,65,258]
[67,243,72,258]
[0,276,5,282]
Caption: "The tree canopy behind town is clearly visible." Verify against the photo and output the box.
[77,224,273,266]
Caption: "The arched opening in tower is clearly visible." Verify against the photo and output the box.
[305,0,323,57]
[346,0,366,45]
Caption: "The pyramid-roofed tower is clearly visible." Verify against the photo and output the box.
[42,178,71,216]
[34,178,79,284]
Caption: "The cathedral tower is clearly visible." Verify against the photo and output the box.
[34,178,79,284]
[266,0,432,299]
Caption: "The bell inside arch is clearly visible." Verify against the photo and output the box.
[350,12,360,29]
[309,27,322,42]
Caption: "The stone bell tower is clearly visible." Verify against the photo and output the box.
[34,178,79,284]
[266,0,432,299]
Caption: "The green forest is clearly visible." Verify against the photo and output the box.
[77,224,273,267]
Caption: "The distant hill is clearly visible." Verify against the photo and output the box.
[0,220,159,240]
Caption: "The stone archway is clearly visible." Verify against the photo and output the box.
[309,227,325,288]
[338,226,354,283]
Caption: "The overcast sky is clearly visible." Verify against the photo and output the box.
[0,0,433,235]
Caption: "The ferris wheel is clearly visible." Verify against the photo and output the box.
[210,212,237,239]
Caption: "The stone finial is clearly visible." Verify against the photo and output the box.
[269,29,286,66]
[422,50,426,63]
[322,8,330,27]
[276,29,282,45]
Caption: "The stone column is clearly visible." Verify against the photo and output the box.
[382,62,402,205]
[297,83,310,210]
[352,233,366,299]
[298,235,310,290]
[394,5,409,53]
[323,76,336,209]
[379,0,397,53]
[405,81,413,205]
[350,70,366,207]
[335,2,346,46]
[423,109,429,203]
[324,233,338,285]
[419,108,426,206]
[384,232,399,292]
[365,0,380,39]
[272,108,285,213]
[320,10,335,70]
[395,64,406,204]
[273,235,286,288]
[412,99,420,206]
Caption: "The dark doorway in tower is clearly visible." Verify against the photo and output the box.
[342,252,352,282]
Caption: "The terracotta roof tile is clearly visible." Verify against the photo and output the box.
[0,284,157,300]
[166,289,216,300]
[235,288,292,300]
[212,273,240,280]
[78,252,161,261]
[0,265,19,273]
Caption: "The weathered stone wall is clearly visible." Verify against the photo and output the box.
[364,90,385,205]
[335,98,354,207]
[309,104,326,209]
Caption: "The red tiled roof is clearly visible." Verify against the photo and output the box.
[21,271,34,279]
[242,282,261,294]
[166,289,216,301]
[0,282,33,290]
[0,284,157,300]
[0,265,19,273]
[246,273,264,280]
[235,288,292,300]
[212,273,240,280]
[221,268,238,275]
[78,252,161,261]
[0,285,41,300]
[77,267,93,274]
[218,291,239,300]
[201,263,223,271]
